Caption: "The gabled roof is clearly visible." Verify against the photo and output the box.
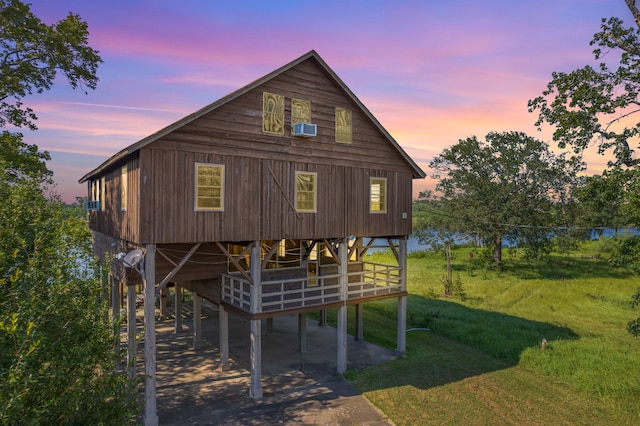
[79,50,425,183]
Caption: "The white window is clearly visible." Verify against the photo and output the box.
[195,163,224,211]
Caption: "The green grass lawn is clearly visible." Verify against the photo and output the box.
[325,240,640,425]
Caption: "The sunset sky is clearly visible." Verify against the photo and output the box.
[21,0,633,203]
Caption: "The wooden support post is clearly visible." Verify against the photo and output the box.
[298,313,307,353]
[219,305,229,371]
[266,317,274,335]
[174,284,183,334]
[396,237,408,355]
[355,303,364,341]
[127,283,137,381]
[143,244,158,426]
[249,318,262,399]
[337,238,348,374]
[249,241,263,400]
[159,285,169,319]
[319,309,327,326]
[193,292,202,350]
[111,274,120,356]
[111,274,120,319]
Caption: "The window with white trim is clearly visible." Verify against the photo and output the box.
[195,163,224,211]
[295,171,317,212]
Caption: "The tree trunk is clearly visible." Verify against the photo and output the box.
[493,235,502,266]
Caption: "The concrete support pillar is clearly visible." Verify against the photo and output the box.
[396,237,408,355]
[174,284,183,334]
[298,313,307,353]
[127,283,137,381]
[143,244,158,426]
[249,241,263,400]
[355,303,364,341]
[193,292,202,350]
[219,305,229,371]
[337,238,348,374]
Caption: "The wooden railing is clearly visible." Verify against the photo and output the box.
[348,262,402,299]
[220,261,403,314]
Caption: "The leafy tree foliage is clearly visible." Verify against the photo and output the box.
[427,131,582,266]
[0,1,138,421]
[413,190,469,296]
[529,0,640,336]
[528,2,640,167]
[0,166,138,424]
[0,131,51,184]
[0,0,102,129]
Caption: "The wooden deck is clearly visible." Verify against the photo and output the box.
[221,261,403,315]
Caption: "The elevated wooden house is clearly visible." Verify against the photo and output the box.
[80,50,424,424]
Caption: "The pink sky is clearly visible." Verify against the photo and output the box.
[21,0,633,203]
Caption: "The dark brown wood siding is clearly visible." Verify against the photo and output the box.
[91,56,417,245]
[87,154,140,242]
[137,146,412,243]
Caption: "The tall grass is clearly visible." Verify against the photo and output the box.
[339,240,640,424]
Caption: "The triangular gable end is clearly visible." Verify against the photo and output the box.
[80,50,425,183]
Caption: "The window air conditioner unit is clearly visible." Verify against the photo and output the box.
[86,200,100,210]
[293,122,317,137]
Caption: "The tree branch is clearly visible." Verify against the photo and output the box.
[626,0,640,27]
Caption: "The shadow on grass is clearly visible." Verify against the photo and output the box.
[345,294,579,392]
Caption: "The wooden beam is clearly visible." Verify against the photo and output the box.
[143,244,158,426]
[268,166,300,218]
[193,292,202,350]
[337,238,348,374]
[387,238,400,262]
[174,284,183,333]
[323,239,341,265]
[157,242,202,291]
[219,305,229,371]
[215,241,254,284]
[156,248,177,267]
[127,283,137,381]
[396,237,408,355]
[302,240,316,261]
[298,313,307,353]
[355,303,364,341]
[261,240,279,269]
[249,241,263,400]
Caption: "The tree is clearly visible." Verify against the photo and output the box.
[0,131,51,183]
[0,166,138,424]
[428,131,582,266]
[0,1,138,421]
[0,0,102,130]
[413,190,468,297]
[528,0,640,336]
[528,2,640,167]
